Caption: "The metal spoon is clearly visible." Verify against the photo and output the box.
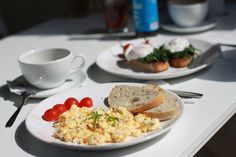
[5,81,38,127]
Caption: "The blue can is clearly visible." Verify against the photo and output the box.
[132,0,159,36]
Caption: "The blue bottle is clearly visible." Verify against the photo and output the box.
[132,0,159,37]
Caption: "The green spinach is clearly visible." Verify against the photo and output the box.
[139,48,169,63]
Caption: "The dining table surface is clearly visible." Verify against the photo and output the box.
[1,3,236,157]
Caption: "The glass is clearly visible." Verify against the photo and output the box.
[103,0,130,33]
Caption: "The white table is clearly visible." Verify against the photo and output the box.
[1,6,236,157]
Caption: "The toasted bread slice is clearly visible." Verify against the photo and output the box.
[169,55,193,68]
[108,85,165,114]
[128,60,169,73]
[143,84,180,121]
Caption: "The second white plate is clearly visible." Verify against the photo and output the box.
[96,38,219,80]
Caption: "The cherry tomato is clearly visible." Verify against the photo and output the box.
[43,108,60,122]
[64,97,80,109]
[123,43,131,52]
[80,97,93,108]
[53,104,67,115]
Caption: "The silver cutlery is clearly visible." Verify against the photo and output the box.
[219,43,236,48]
[146,81,203,99]
[168,89,203,99]
[5,80,38,127]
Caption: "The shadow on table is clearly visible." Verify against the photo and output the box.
[86,63,168,87]
[15,121,169,157]
[86,63,147,84]
[0,83,21,108]
[0,79,44,109]
[0,82,44,127]
[197,49,236,82]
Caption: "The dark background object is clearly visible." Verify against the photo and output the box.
[0,0,234,36]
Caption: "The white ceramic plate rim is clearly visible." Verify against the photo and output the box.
[161,17,218,33]
[25,82,183,150]
[30,71,86,98]
[96,38,218,80]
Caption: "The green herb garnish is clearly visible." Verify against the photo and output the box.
[168,45,196,59]
[89,111,102,127]
[106,115,119,126]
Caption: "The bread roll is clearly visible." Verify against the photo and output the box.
[128,60,169,73]
[108,85,165,113]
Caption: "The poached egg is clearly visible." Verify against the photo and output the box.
[124,43,153,61]
[163,37,190,53]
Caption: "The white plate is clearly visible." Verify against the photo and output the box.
[161,17,218,34]
[96,38,220,80]
[25,82,183,150]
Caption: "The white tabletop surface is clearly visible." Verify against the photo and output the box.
[1,4,236,157]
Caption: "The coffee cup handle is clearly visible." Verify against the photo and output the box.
[69,53,86,74]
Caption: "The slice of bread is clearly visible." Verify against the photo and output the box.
[128,60,169,73]
[108,85,165,114]
[143,84,180,121]
[169,55,193,68]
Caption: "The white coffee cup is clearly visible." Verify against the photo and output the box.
[18,48,86,89]
[168,0,208,27]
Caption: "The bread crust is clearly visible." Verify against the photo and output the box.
[143,108,179,121]
[142,84,180,121]
[169,55,193,68]
[129,92,165,114]
[128,60,169,73]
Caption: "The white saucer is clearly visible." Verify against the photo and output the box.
[33,71,86,98]
[10,71,86,98]
[161,17,218,34]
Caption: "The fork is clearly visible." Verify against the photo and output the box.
[5,81,38,127]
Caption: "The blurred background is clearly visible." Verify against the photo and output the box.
[0,0,234,38]
[0,0,176,37]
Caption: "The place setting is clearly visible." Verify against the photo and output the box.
[22,35,208,151]
[3,0,217,151]
[4,41,204,151]
[2,26,215,154]
[5,48,87,127]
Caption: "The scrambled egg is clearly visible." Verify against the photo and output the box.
[53,105,160,145]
